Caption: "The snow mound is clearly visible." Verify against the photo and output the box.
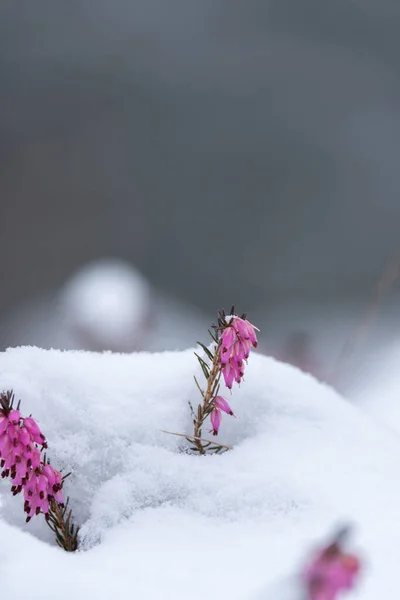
[0,347,399,599]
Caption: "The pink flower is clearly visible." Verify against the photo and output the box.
[43,463,64,504]
[303,541,360,600]
[23,417,47,447]
[232,318,258,347]
[209,396,235,436]
[8,409,21,425]
[0,403,63,520]
[232,341,245,364]
[210,408,222,436]
[0,411,46,482]
[222,361,235,389]
[218,317,258,390]
[214,396,234,415]
[24,464,64,521]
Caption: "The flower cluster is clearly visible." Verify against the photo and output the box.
[174,308,259,452]
[0,397,64,522]
[303,534,360,600]
[219,317,258,389]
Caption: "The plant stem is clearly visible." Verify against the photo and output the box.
[161,430,232,451]
[193,346,221,454]
[46,498,79,552]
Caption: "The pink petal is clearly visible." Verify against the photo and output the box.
[233,341,245,364]
[214,396,234,416]
[18,427,30,447]
[219,345,232,365]
[42,464,56,488]
[23,417,45,445]
[210,408,222,435]
[222,363,235,389]
[221,326,236,349]
[245,319,258,347]
[232,317,250,339]
[8,410,21,425]
[0,416,8,436]
[0,433,12,458]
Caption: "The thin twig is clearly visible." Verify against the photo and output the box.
[161,430,232,451]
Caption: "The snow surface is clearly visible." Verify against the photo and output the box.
[0,346,400,599]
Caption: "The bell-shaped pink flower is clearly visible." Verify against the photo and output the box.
[233,341,245,364]
[214,396,234,416]
[11,459,29,487]
[218,316,258,390]
[221,326,236,350]
[232,317,249,339]
[18,426,31,448]
[8,410,21,425]
[43,463,64,504]
[25,445,41,470]
[23,464,64,520]
[222,362,235,389]
[23,417,46,447]
[42,463,56,488]
[232,318,258,347]
[220,345,232,365]
[210,408,222,436]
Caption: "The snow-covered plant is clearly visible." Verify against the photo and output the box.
[184,307,258,454]
[0,390,79,551]
[302,527,361,600]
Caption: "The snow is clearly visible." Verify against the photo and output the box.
[0,346,400,598]
[60,259,152,350]
[353,342,400,435]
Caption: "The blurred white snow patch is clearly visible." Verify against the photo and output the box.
[60,259,152,351]
[0,347,398,598]
[352,341,400,435]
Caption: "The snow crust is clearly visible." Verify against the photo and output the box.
[0,347,399,599]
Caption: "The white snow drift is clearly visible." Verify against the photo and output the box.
[0,347,399,599]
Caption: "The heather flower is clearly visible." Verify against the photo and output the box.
[176,308,258,453]
[0,409,46,486]
[0,405,62,519]
[221,361,235,389]
[0,406,56,517]
[303,535,360,600]
[210,408,222,435]
[0,390,78,550]
[24,463,64,521]
[209,396,235,435]
[219,317,258,389]
[24,416,47,447]
[214,396,234,415]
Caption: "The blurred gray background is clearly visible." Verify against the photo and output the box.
[2,0,400,389]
